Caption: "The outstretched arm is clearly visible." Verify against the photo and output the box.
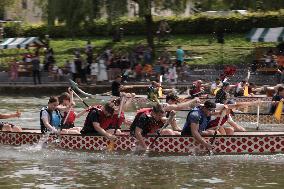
[164,98,200,111]
[0,111,21,119]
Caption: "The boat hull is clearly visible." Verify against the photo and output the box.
[1,131,284,155]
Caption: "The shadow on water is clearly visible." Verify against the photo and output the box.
[1,143,284,188]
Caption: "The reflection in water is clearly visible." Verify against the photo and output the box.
[0,145,284,188]
[0,96,284,188]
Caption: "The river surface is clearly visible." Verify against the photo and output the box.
[1,96,284,189]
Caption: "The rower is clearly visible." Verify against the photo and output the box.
[40,96,62,134]
[270,86,284,113]
[210,78,222,95]
[207,100,245,135]
[215,81,230,104]
[189,80,205,98]
[80,102,117,140]
[111,75,132,97]
[130,103,178,151]
[57,88,89,134]
[147,81,160,102]
[162,93,200,131]
[181,100,216,150]
[0,110,22,132]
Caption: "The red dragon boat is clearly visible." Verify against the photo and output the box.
[1,130,284,155]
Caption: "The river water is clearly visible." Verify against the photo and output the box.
[1,96,284,188]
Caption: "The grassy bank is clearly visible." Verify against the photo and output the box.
[0,34,277,69]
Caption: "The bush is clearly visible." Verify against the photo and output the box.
[3,12,284,38]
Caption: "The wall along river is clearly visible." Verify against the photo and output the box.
[1,96,284,188]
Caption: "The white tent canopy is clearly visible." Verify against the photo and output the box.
[0,37,45,49]
[247,27,284,42]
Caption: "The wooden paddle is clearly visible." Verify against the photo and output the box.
[70,88,89,108]
[107,96,126,151]
[149,113,175,148]
[69,79,93,98]
[210,110,226,146]
[274,99,283,121]
[256,105,260,130]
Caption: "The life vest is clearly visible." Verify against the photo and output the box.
[61,110,76,129]
[207,115,228,129]
[40,106,62,134]
[181,107,210,136]
[82,105,125,134]
[130,108,164,136]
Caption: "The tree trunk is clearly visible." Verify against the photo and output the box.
[144,14,155,60]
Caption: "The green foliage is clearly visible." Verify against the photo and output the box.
[4,12,284,38]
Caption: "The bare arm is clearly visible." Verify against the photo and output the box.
[68,87,76,106]
[135,127,147,149]
[0,111,21,119]
[93,122,115,140]
[75,108,89,118]
[42,117,57,133]
[228,120,246,132]
[190,123,212,150]
[164,98,199,111]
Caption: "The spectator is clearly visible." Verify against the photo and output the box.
[97,58,108,82]
[143,64,153,81]
[32,55,41,85]
[134,63,143,81]
[74,57,83,84]
[90,61,98,85]
[157,20,171,42]
[10,59,19,84]
[144,47,152,64]
[176,46,184,68]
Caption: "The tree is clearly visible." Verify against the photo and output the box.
[0,0,16,20]
[132,0,187,55]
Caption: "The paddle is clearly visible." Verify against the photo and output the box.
[69,79,93,98]
[210,110,226,146]
[256,105,260,130]
[274,99,283,121]
[107,96,126,151]
[149,113,175,148]
[70,88,89,108]
[158,75,163,98]
[243,85,249,96]
[114,96,126,135]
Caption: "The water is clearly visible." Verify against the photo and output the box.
[1,96,284,188]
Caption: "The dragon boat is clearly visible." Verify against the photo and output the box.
[94,94,272,104]
[1,129,284,155]
[176,111,284,125]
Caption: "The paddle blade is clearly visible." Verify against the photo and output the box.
[107,141,115,151]
[274,101,283,121]
[243,86,249,96]
[158,87,163,98]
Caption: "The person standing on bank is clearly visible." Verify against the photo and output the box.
[111,75,131,97]
[32,54,41,85]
